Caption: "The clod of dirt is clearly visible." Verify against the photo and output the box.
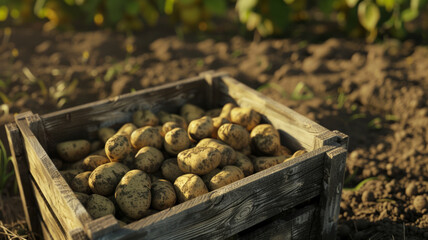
[362,190,375,202]
[413,196,427,212]
[406,183,418,197]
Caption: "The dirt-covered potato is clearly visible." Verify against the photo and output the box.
[250,124,281,155]
[180,103,205,123]
[56,140,91,162]
[158,111,188,130]
[205,108,221,118]
[130,126,163,150]
[201,168,221,187]
[187,116,214,142]
[116,123,137,137]
[161,158,185,182]
[219,103,237,121]
[115,170,151,219]
[88,162,129,196]
[74,192,90,205]
[197,138,236,167]
[230,107,261,131]
[161,121,182,137]
[60,169,84,185]
[133,110,159,127]
[83,155,110,171]
[177,147,222,175]
[98,128,116,143]
[90,141,102,153]
[239,145,252,156]
[71,171,92,194]
[275,145,292,156]
[217,123,250,151]
[253,155,288,172]
[234,152,254,176]
[211,117,229,138]
[174,174,208,203]
[86,194,115,219]
[151,179,177,210]
[135,146,164,173]
[66,159,85,170]
[105,134,132,162]
[164,128,190,155]
[91,148,107,157]
[208,165,244,191]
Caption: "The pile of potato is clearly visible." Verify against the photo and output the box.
[55,103,306,224]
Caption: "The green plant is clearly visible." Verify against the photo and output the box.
[0,140,14,195]
[290,82,314,100]
[343,176,377,191]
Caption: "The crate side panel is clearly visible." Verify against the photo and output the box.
[103,146,334,240]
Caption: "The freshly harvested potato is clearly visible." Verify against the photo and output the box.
[83,155,110,171]
[60,169,84,185]
[275,145,292,156]
[219,103,237,121]
[208,165,244,191]
[71,171,92,194]
[98,128,116,143]
[211,117,229,138]
[180,103,205,123]
[174,174,208,203]
[164,128,190,155]
[230,107,261,131]
[67,159,85,170]
[130,126,163,150]
[88,162,129,196]
[250,124,280,155]
[234,152,254,176]
[90,141,102,153]
[239,145,252,156]
[86,194,115,219]
[253,155,288,172]
[133,110,159,127]
[116,123,137,137]
[105,134,132,162]
[91,148,107,157]
[135,146,164,173]
[201,168,221,187]
[151,179,177,210]
[74,192,90,205]
[177,147,221,175]
[161,158,184,182]
[56,140,91,162]
[115,170,151,219]
[217,123,250,151]
[161,121,182,137]
[283,150,307,163]
[158,111,188,130]
[205,108,221,118]
[51,158,63,170]
[187,116,214,142]
[197,138,236,166]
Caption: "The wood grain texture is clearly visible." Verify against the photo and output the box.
[85,215,120,240]
[41,218,54,240]
[102,145,335,240]
[15,116,92,239]
[25,114,48,151]
[319,147,347,240]
[5,122,42,236]
[214,76,329,151]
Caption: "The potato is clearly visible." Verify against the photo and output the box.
[217,123,250,151]
[234,152,254,176]
[83,155,110,171]
[98,128,116,143]
[158,111,187,130]
[60,169,84,185]
[71,171,92,194]
[230,107,261,131]
[197,138,236,167]
[211,117,229,138]
[283,150,307,163]
[151,179,177,210]
[174,174,208,203]
[51,158,63,170]
[130,126,163,150]
[201,168,221,187]
[161,158,184,182]
[180,103,205,123]
[90,141,102,153]
[88,162,129,196]
[177,147,222,175]
[105,134,132,162]
[56,140,91,162]
[161,121,182,137]
[205,108,221,118]
[91,148,107,157]
[164,128,190,155]
[115,170,151,219]
[133,110,159,127]
[252,155,288,172]
[187,116,214,142]
[116,123,137,137]
[250,124,281,155]
[135,146,164,173]
[275,145,292,156]
[208,165,244,191]
[86,194,115,219]
[239,145,252,156]
[74,192,90,205]
[67,159,85,170]
[219,103,237,121]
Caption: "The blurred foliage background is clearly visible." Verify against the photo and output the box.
[0,0,427,41]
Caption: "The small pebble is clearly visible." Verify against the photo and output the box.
[362,190,375,202]
[406,183,417,197]
[413,195,427,212]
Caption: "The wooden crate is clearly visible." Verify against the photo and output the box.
[6,71,348,240]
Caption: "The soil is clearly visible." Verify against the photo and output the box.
[0,23,427,239]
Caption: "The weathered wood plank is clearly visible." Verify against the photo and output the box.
[85,215,120,240]
[319,147,347,240]
[41,218,54,240]
[26,114,48,151]
[214,76,329,151]
[102,145,335,240]
[5,122,42,236]
[15,115,92,239]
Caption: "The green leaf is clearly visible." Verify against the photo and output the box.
[126,0,140,16]
[106,0,124,23]
[319,0,335,14]
[203,0,227,16]
[346,0,359,8]
[246,12,261,31]
[376,0,394,11]
[236,0,258,11]
[269,0,290,30]
[401,8,419,22]
[358,1,380,31]
[164,0,174,14]
[343,177,377,191]
[283,0,294,4]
